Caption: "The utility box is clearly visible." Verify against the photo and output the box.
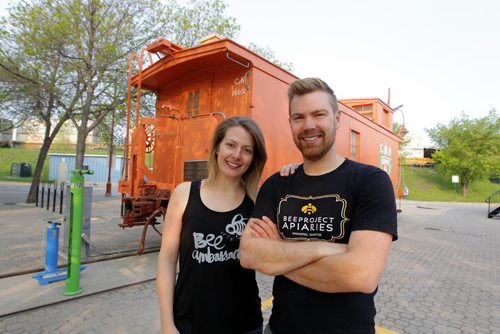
[60,185,93,257]
[20,162,32,177]
[10,163,20,177]
[12,162,32,177]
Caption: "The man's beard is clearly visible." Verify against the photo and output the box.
[295,128,336,161]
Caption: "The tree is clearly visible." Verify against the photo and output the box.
[41,0,173,170]
[50,0,241,169]
[0,1,71,202]
[247,43,293,71]
[1,0,241,204]
[166,0,240,47]
[2,0,288,204]
[426,110,500,197]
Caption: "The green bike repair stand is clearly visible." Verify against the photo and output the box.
[63,169,93,296]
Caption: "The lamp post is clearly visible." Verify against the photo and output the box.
[392,104,407,212]
[105,109,115,197]
[392,104,408,137]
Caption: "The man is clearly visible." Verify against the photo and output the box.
[240,78,398,334]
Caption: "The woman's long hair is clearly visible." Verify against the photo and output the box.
[206,117,267,201]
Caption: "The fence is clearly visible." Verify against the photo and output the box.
[48,154,125,183]
[35,181,65,214]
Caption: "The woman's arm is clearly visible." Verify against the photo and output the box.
[156,182,190,334]
[240,216,346,276]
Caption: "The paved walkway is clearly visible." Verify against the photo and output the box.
[0,182,499,333]
[376,201,499,333]
[0,183,161,277]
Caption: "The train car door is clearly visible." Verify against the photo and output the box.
[177,79,220,185]
[182,79,211,117]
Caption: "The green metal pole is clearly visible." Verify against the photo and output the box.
[63,169,93,296]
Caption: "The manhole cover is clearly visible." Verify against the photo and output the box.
[417,206,438,210]
[424,227,443,231]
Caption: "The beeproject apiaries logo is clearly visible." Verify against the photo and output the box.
[301,203,317,215]
[277,194,349,241]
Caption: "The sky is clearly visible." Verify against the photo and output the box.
[223,0,500,145]
[1,0,499,145]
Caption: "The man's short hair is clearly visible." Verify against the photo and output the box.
[287,78,338,114]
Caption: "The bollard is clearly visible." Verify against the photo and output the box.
[63,169,93,296]
[41,185,45,208]
[59,184,64,215]
[52,184,57,212]
[47,183,51,210]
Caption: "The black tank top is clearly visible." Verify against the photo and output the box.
[173,180,262,334]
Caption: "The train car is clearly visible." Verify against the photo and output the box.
[118,35,402,251]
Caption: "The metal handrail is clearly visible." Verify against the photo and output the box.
[485,189,500,218]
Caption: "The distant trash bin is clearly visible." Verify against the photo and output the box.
[10,163,20,177]
[20,162,32,177]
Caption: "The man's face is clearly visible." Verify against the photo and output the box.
[289,91,339,161]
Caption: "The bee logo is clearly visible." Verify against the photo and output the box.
[301,203,317,215]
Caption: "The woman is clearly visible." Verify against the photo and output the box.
[157,116,267,334]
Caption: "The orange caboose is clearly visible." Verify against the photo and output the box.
[118,35,401,251]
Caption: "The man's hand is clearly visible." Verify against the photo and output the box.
[248,216,281,240]
[279,163,301,176]
[284,230,392,293]
[240,217,346,276]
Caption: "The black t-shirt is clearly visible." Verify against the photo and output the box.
[174,180,262,334]
[252,159,398,334]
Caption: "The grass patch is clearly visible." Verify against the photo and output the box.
[402,165,499,202]
[0,148,44,182]
[0,147,123,182]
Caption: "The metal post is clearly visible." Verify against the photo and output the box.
[59,184,64,215]
[64,169,93,296]
[47,183,51,210]
[105,109,115,197]
[41,184,45,209]
[53,183,57,212]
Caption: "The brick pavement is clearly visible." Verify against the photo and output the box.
[375,201,500,333]
[1,182,499,333]
[0,183,161,277]
[0,276,277,334]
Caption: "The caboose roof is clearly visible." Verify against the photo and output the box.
[131,37,297,92]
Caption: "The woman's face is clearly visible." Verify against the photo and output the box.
[216,126,255,180]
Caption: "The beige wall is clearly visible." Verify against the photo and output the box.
[10,119,99,146]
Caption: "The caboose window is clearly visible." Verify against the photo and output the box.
[353,105,372,112]
[350,130,360,161]
[187,90,200,117]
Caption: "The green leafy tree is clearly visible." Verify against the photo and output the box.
[166,0,240,47]
[1,0,241,203]
[0,1,72,202]
[41,0,171,170]
[426,110,500,197]
[247,43,293,71]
